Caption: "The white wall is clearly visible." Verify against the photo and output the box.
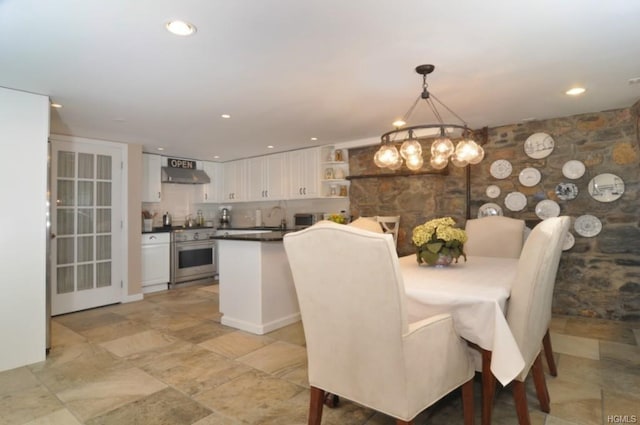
[0,87,49,371]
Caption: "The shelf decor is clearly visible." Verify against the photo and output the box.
[412,217,467,267]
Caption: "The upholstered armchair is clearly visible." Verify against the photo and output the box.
[283,221,475,425]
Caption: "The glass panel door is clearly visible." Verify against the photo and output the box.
[51,140,122,315]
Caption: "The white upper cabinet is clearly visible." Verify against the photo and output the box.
[199,161,222,203]
[247,153,287,201]
[222,159,247,202]
[287,147,320,199]
[142,153,162,202]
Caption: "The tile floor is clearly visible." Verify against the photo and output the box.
[1,283,638,425]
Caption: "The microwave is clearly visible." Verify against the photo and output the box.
[294,213,325,229]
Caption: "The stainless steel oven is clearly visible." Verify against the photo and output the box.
[171,228,216,286]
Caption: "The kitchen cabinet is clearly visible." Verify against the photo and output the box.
[222,159,247,202]
[247,153,287,201]
[199,161,222,203]
[287,147,320,199]
[320,146,350,198]
[141,233,170,293]
[142,153,162,202]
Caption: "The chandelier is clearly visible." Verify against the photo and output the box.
[374,64,485,171]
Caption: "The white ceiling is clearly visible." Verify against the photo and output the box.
[2,0,639,162]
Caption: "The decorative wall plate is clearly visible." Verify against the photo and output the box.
[588,173,625,202]
[562,232,575,251]
[519,167,541,187]
[490,159,512,179]
[574,214,602,237]
[504,191,527,212]
[535,199,560,219]
[485,185,501,199]
[562,160,586,179]
[524,132,555,159]
[478,202,504,218]
[555,182,579,201]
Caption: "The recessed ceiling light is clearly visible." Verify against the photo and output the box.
[392,119,406,127]
[267,145,274,149]
[50,103,62,108]
[310,137,318,141]
[221,114,231,119]
[165,20,197,36]
[565,87,586,96]
[156,147,164,151]
[213,155,220,159]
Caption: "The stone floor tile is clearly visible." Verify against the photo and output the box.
[193,369,304,422]
[168,320,233,344]
[564,316,636,344]
[22,408,83,425]
[264,321,306,346]
[49,321,87,347]
[53,311,127,333]
[78,319,151,343]
[30,344,127,392]
[551,332,600,360]
[55,366,167,422]
[546,375,602,425]
[191,413,243,425]
[602,389,640,424]
[0,384,64,424]
[0,366,41,396]
[99,329,177,358]
[198,330,274,359]
[84,387,211,425]
[556,352,640,395]
[151,350,252,396]
[600,339,640,365]
[236,340,307,377]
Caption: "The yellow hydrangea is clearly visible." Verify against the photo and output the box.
[411,216,467,265]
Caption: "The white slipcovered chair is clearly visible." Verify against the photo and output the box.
[464,216,525,259]
[283,221,475,425]
[480,216,570,425]
[376,215,400,247]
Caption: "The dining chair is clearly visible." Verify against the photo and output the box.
[376,215,400,247]
[464,216,525,258]
[479,216,570,425]
[283,221,475,425]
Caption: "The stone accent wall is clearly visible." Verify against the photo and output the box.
[349,100,640,321]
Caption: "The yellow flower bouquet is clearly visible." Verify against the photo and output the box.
[412,217,467,266]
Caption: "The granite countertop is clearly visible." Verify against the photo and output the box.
[211,230,296,242]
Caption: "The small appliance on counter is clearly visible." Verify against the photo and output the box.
[219,207,231,228]
[294,212,325,229]
[163,211,172,227]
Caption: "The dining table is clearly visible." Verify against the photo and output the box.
[398,254,525,387]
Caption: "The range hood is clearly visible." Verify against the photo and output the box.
[161,167,210,184]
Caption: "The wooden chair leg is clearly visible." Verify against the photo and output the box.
[542,329,558,377]
[512,380,531,425]
[461,377,475,425]
[531,354,550,413]
[309,386,325,425]
[480,348,496,425]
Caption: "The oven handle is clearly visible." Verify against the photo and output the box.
[174,240,215,250]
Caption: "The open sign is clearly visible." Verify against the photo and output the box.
[168,158,195,169]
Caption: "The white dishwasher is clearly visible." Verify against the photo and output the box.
[141,232,170,293]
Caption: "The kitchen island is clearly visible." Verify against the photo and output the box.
[211,230,300,335]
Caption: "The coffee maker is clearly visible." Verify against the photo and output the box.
[219,208,231,228]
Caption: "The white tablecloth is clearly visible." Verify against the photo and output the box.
[399,255,525,386]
